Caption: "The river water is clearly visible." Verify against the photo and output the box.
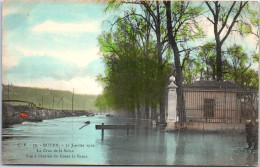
[2,115,258,165]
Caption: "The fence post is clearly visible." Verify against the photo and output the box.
[101,123,104,141]
[166,76,178,130]
[127,123,129,136]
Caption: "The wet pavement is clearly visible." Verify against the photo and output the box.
[2,115,258,165]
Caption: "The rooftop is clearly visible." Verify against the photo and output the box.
[182,80,243,90]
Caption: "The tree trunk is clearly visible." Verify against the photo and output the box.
[155,2,166,124]
[159,98,165,123]
[136,102,141,119]
[145,100,149,119]
[165,1,182,87]
[165,1,185,122]
[151,105,157,121]
[131,100,136,119]
[216,41,223,81]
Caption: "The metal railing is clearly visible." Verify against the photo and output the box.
[176,88,258,123]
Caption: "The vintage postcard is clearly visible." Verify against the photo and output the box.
[2,0,259,166]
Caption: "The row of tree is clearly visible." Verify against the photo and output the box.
[95,1,259,122]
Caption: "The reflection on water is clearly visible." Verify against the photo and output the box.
[104,121,170,165]
[2,115,258,165]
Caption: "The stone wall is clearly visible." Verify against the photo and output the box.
[2,103,91,126]
[173,122,245,132]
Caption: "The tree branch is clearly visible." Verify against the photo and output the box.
[140,1,158,26]
[221,1,248,45]
[218,2,236,35]
[206,17,214,24]
[205,1,216,17]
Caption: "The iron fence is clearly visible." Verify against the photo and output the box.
[176,88,258,123]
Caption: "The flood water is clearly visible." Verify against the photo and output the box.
[2,115,258,166]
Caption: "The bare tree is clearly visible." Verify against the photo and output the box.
[205,1,248,81]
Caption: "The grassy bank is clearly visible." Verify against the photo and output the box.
[2,84,98,111]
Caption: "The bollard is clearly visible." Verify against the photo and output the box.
[101,123,104,141]
[127,123,129,137]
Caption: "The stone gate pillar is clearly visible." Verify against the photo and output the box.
[166,75,178,130]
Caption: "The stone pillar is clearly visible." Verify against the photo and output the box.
[166,75,178,130]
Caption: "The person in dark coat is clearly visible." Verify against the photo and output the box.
[246,119,258,150]
[245,119,254,150]
[251,120,258,150]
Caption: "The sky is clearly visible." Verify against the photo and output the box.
[2,1,259,95]
[2,0,107,95]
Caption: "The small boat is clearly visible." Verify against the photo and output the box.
[3,114,23,127]
[106,114,113,117]
[18,112,43,122]
[85,113,95,117]
[85,121,90,124]
[18,112,29,117]
[79,121,90,130]
[23,116,43,122]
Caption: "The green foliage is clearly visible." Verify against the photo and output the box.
[183,43,258,89]
[173,2,205,41]
[227,45,247,67]
[243,69,259,88]
[238,22,252,36]
[253,53,259,62]
[96,15,172,111]
[224,45,259,88]
[237,3,258,36]
[244,3,259,26]
[2,85,98,111]
[182,59,194,83]
[105,0,123,12]
[97,1,258,114]
[95,91,113,111]
[196,42,216,79]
